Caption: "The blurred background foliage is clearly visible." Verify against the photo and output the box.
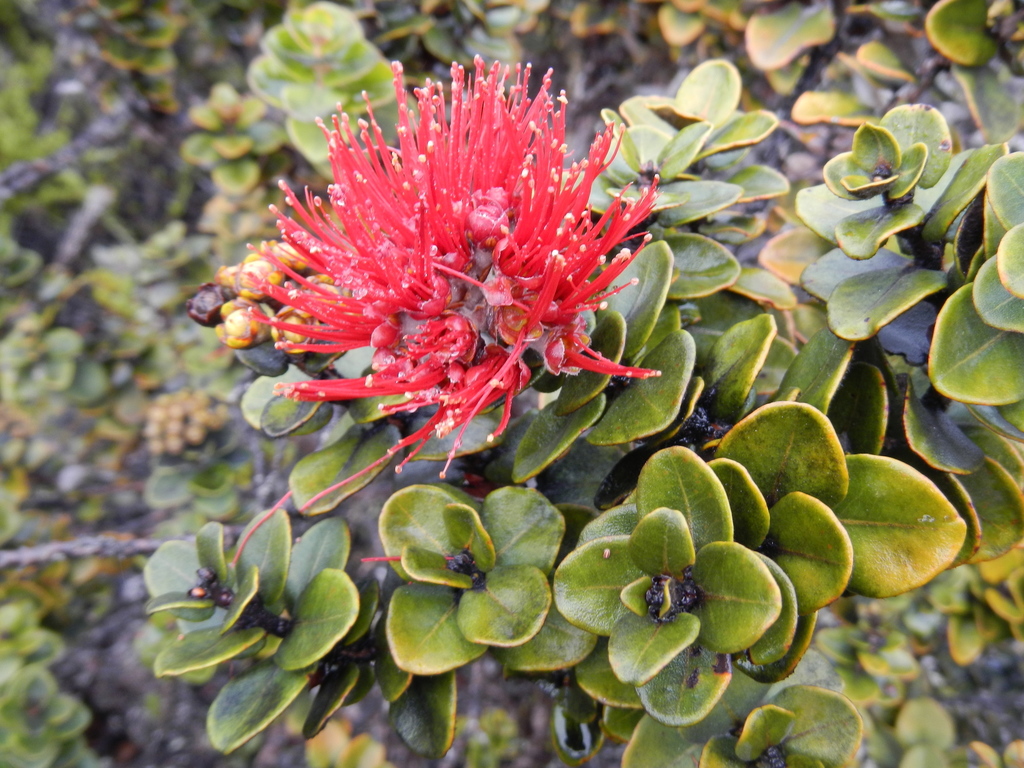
[2,0,1024,766]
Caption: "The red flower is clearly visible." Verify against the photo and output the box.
[261,58,659,477]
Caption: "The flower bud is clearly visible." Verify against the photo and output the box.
[216,307,269,349]
[214,265,239,289]
[235,257,285,301]
[186,283,228,327]
[260,240,308,273]
[270,307,316,353]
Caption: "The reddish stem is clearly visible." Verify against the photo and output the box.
[231,490,293,567]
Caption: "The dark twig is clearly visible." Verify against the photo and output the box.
[883,55,950,113]
[0,104,131,204]
[0,528,241,570]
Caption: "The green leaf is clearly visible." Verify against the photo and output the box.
[389,672,457,759]
[403,548,475,589]
[302,664,360,738]
[289,422,399,514]
[554,536,644,635]
[602,706,645,743]
[221,565,259,633]
[439,505,495,574]
[960,458,1024,563]
[236,508,291,605]
[629,507,696,577]
[735,704,796,761]
[728,268,797,310]
[745,0,836,71]
[665,233,741,299]
[206,660,308,752]
[674,60,741,127]
[144,540,201,597]
[827,362,889,455]
[765,492,853,614]
[552,699,605,767]
[155,627,265,677]
[770,686,862,768]
[636,645,732,727]
[457,564,551,647]
[774,328,853,412]
[923,144,1007,242]
[709,458,770,549]
[480,486,565,572]
[895,697,956,750]
[828,266,946,340]
[386,583,486,674]
[513,395,606,481]
[261,392,331,438]
[144,592,214,622]
[374,618,412,702]
[659,122,715,178]
[833,455,966,597]
[975,256,1024,332]
[579,504,640,544]
[609,611,700,685]
[700,111,780,158]
[635,446,733,549]
[285,518,351,610]
[692,542,782,654]
[903,376,985,474]
[577,638,644,708]
[622,575,656,617]
[730,165,790,203]
[588,330,695,445]
[746,554,799,666]
[997,223,1024,298]
[759,227,833,285]
[856,40,916,85]
[379,484,476,580]
[196,522,228,584]
[734,613,818,684]
[705,314,777,421]
[212,159,261,195]
[850,123,902,177]
[886,143,929,200]
[275,568,359,670]
[791,91,873,127]
[835,204,924,260]
[958,65,1021,144]
[343,579,379,644]
[622,715,703,768]
[881,105,952,189]
[924,0,997,66]
[716,401,849,507]
[930,284,1024,405]
[801,247,910,302]
[556,312,626,415]
[491,604,598,672]
[601,240,673,359]
[656,181,744,226]
[700,735,748,768]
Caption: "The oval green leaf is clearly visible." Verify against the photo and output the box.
[716,401,849,507]
[635,446,733,550]
[692,542,782,654]
[764,492,853,614]
[929,284,1024,405]
[456,564,551,647]
[207,659,308,753]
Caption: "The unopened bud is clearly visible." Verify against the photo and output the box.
[235,258,285,302]
[186,283,228,327]
[214,265,240,289]
[270,307,315,353]
[216,308,269,349]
